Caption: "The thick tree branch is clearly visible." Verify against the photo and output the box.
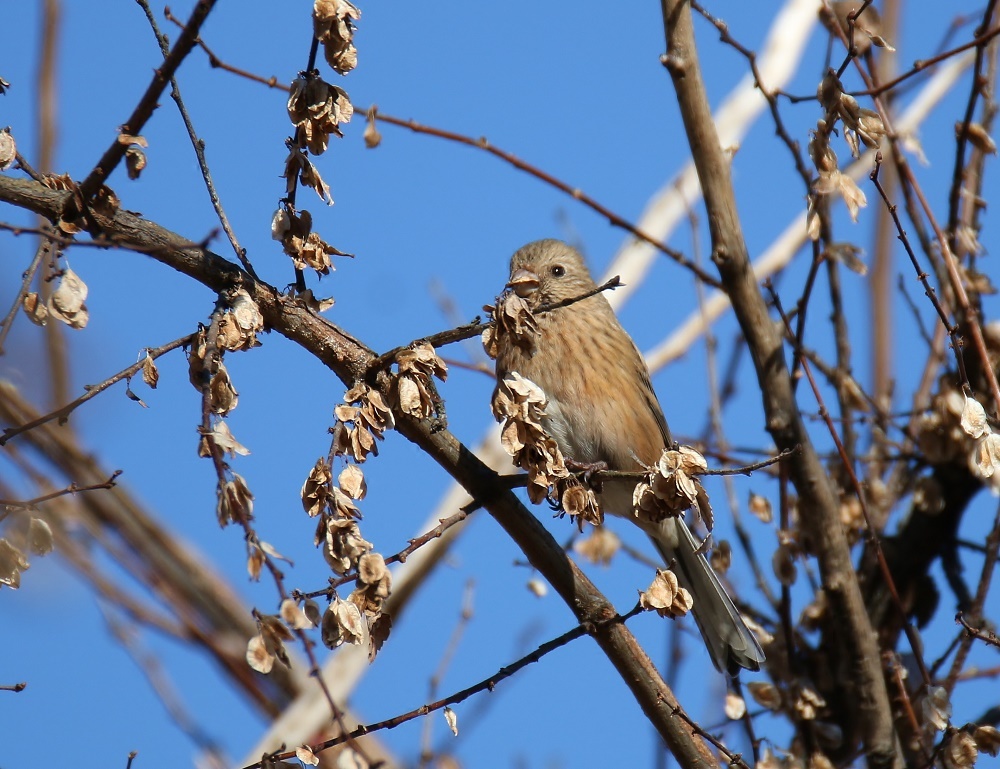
[0,173,719,768]
[658,3,898,766]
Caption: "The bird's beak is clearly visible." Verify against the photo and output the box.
[507,268,540,298]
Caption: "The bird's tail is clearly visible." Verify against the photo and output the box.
[646,517,765,676]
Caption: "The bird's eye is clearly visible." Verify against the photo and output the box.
[550,265,565,277]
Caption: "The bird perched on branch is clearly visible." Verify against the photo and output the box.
[493,238,764,675]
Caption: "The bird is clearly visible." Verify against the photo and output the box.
[494,238,765,675]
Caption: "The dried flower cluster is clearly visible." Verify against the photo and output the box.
[217,472,253,527]
[271,206,349,276]
[806,69,888,240]
[299,453,393,660]
[282,145,333,205]
[573,525,621,566]
[639,569,693,618]
[313,0,360,74]
[481,291,537,360]
[32,267,90,329]
[632,446,712,527]
[246,611,294,674]
[0,516,54,590]
[491,371,569,504]
[913,384,1000,495]
[958,393,1000,492]
[287,75,354,156]
[117,132,148,180]
[218,288,264,352]
[393,341,448,419]
[331,382,394,463]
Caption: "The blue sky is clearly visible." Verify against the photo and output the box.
[3,1,1000,767]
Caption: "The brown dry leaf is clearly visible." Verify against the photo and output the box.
[443,707,458,737]
[313,0,361,74]
[961,394,990,439]
[944,731,977,769]
[974,725,1000,757]
[958,122,997,155]
[972,433,1000,486]
[246,633,274,674]
[209,420,250,457]
[747,681,783,711]
[218,289,264,352]
[573,526,620,566]
[187,326,208,390]
[488,292,538,357]
[209,362,239,416]
[809,754,836,769]
[558,478,602,527]
[295,746,320,767]
[334,383,395,463]
[639,569,693,618]
[338,463,366,500]
[281,598,316,630]
[302,458,333,517]
[772,543,798,586]
[364,106,381,148]
[141,352,159,389]
[394,342,448,419]
[283,146,333,205]
[258,613,293,669]
[922,686,952,731]
[287,75,354,154]
[0,129,15,170]
[296,287,336,313]
[322,596,368,648]
[492,372,568,504]
[27,518,53,556]
[117,132,149,147]
[710,538,731,574]
[125,147,146,180]
[324,518,372,574]
[356,553,391,605]
[273,207,348,275]
[0,538,29,588]
[218,472,254,527]
[826,242,867,276]
[724,692,747,720]
[634,446,711,525]
[748,491,774,523]
[368,611,392,663]
[48,268,89,329]
[247,544,264,581]
[22,292,48,325]
[794,683,826,720]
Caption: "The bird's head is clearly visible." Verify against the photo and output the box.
[507,239,598,309]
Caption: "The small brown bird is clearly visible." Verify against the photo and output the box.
[495,239,764,675]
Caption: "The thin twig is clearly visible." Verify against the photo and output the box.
[164,26,718,290]
[0,333,194,446]
[0,471,121,511]
[767,283,933,689]
[79,0,220,198]
[240,605,652,769]
[137,1,258,278]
